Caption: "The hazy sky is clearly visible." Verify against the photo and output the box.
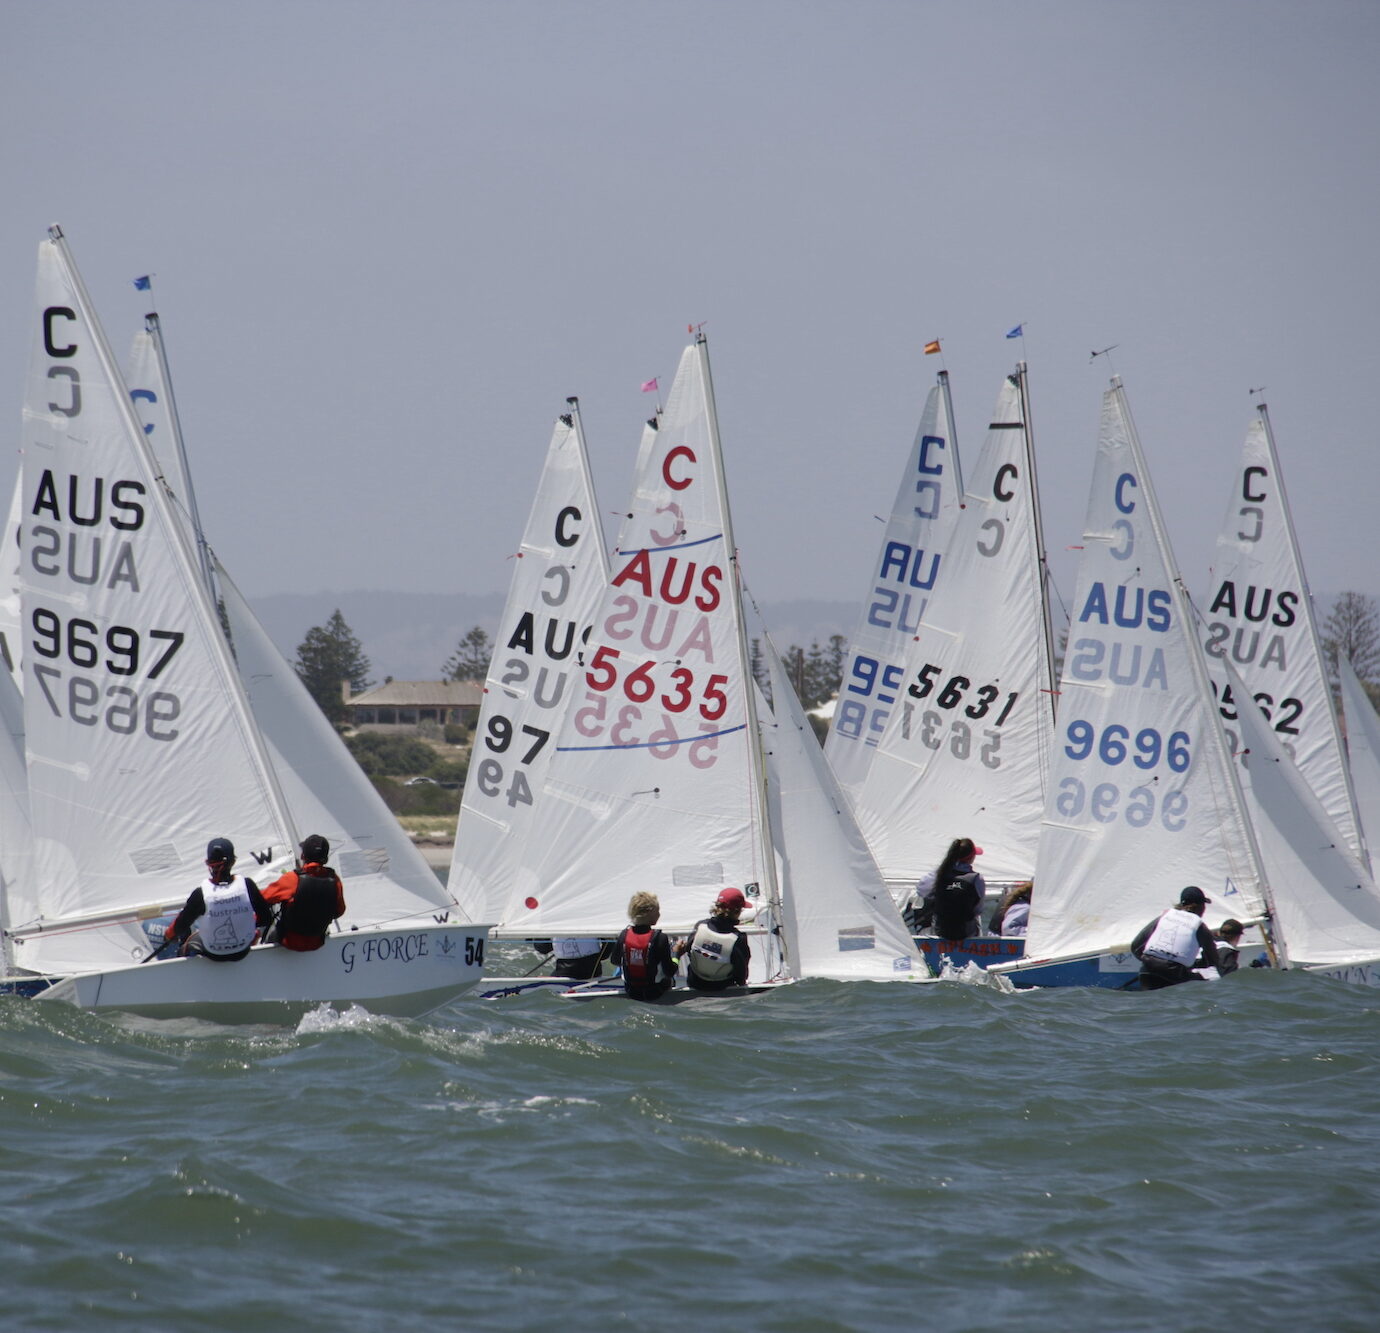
[4,0,1378,627]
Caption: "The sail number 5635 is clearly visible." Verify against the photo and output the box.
[585,645,727,721]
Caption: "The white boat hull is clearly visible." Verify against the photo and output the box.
[35,925,492,1023]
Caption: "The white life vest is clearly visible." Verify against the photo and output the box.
[552,937,601,960]
[687,921,738,982]
[1143,908,1202,967]
[196,877,258,956]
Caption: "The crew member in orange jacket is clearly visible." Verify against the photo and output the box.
[262,834,346,952]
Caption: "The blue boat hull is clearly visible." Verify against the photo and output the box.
[915,937,1142,989]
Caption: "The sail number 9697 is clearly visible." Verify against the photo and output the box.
[31,608,183,678]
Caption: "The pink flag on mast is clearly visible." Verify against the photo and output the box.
[640,378,658,393]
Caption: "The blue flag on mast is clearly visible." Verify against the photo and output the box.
[133,275,151,291]
[1005,324,1023,338]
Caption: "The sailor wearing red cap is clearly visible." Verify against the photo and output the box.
[676,887,751,991]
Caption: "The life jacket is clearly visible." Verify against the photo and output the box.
[931,871,980,940]
[1002,901,1030,936]
[1143,908,1202,967]
[620,926,656,988]
[687,920,738,982]
[197,877,258,956]
[277,869,338,941]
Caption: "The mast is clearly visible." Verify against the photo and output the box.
[141,312,219,601]
[1255,400,1368,869]
[1112,376,1282,964]
[696,333,787,978]
[937,368,963,495]
[45,225,300,866]
[1016,361,1059,726]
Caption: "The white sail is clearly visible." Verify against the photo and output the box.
[214,557,456,924]
[15,229,297,977]
[511,339,776,941]
[825,375,962,800]
[449,405,610,925]
[1021,379,1268,965]
[1339,656,1380,880]
[761,635,923,980]
[1228,661,1380,970]
[1202,405,1365,862]
[854,365,1056,887]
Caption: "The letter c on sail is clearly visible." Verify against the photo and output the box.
[1110,518,1134,561]
[993,462,1018,503]
[43,306,77,358]
[1115,473,1137,514]
[663,445,695,491]
[1242,465,1268,503]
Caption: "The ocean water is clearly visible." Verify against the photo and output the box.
[2,951,1378,1333]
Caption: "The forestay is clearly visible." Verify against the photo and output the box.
[761,636,923,980]
[1339,656,1380,882]
[1227,661,1380,972]
[855,365,1055,887]
[511,338,771,938]
[1202,405,1365,863]
[825,373,961,802]
[1020,379,1267,965]
[14,230,296,977]
[449,405,610,926]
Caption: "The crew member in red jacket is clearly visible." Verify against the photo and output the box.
[262,834,347,952]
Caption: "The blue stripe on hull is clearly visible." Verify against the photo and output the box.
[915,937,1141,989]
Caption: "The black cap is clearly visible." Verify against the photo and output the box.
[1178,885,1210,906]
[206,837,235,863]
[300,834,330,863]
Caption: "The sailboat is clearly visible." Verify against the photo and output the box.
[495,336,921,991]
[994,377,1275,988]
[852,364,1056,933]
[1201,402,1367,866]
[824,370,961,804]
[8,226,489,1021]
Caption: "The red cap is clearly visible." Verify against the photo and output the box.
[715,887,747,911]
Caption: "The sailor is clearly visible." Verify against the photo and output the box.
[1205,918,1245,976]
[611,891,678,1001]
[676,887,751,992]
[261,834,347,952]
[1131,886,1220,990]
[988,881,1033,936]
[907,838,986,939]
[165,837,274,962]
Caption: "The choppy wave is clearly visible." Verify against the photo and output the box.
[2,969,1378,1331]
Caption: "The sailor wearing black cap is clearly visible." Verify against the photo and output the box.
[1130,886,1220,990]
[164,837,274,961]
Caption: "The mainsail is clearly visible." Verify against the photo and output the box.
[1020,379,1269,966]
[825,373,961,802]
[15,228,296,977]
[449,403,611,926]
[854,364,1056,887]
[1202,404,1365,863]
